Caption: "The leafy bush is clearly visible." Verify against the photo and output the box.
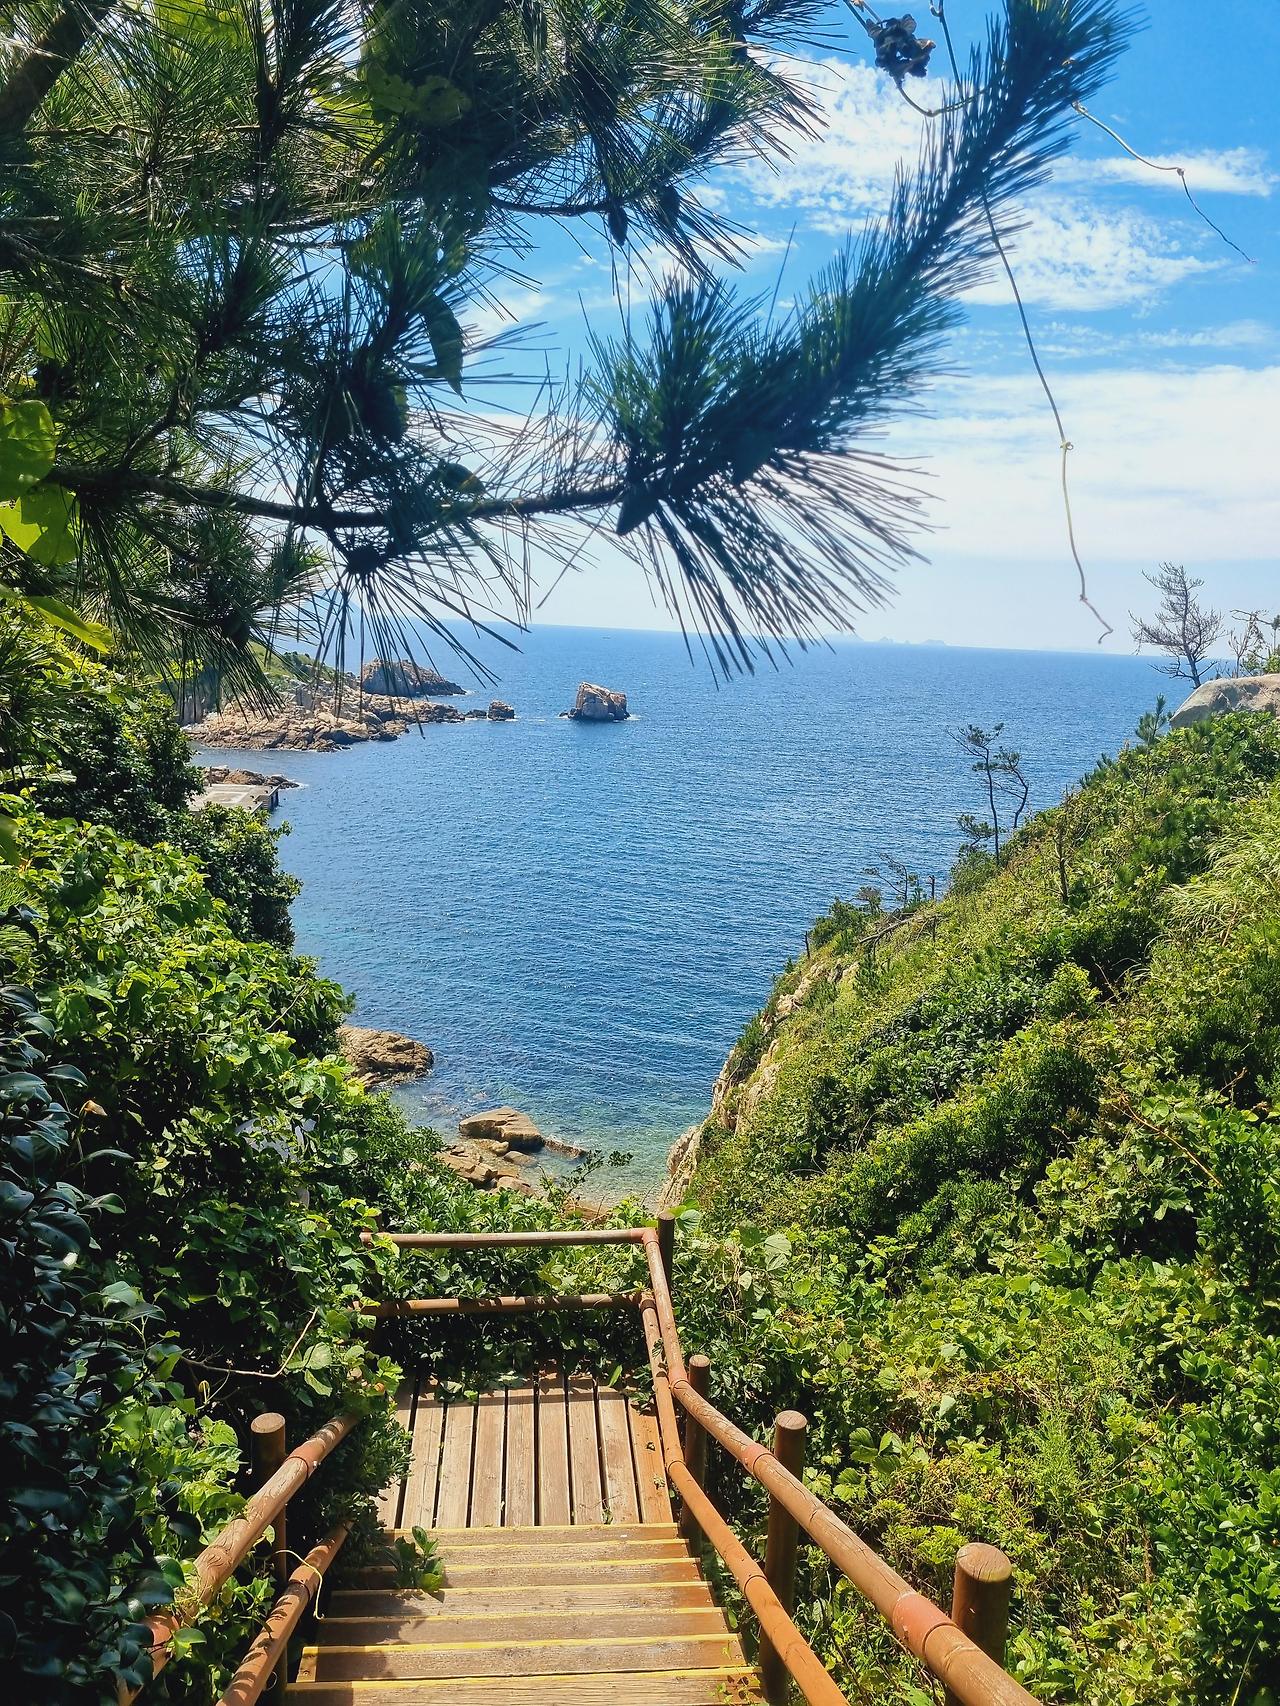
[170,804,300,948]
[0,976,168,1703]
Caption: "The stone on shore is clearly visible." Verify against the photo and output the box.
[564,682,629,722]
[458,1106,544,1150]
[360,658,466,697]
[191,681,481,750]
[1171,674,1280,729]
[338,1024,434,1088]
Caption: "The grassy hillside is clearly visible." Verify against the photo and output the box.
[674,713,1280,1704]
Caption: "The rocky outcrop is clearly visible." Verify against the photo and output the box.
[563,682,629,722]
[201,765,299,791]
[486,700,515,721]
[360,658,466,697]
[658,1123,703,1209]
[1171,674,1280,729]
[458,1106,543,1150]
[338,1024,434,1088]
[193,683,471,750]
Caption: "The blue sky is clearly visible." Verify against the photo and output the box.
[465,0,1278,653]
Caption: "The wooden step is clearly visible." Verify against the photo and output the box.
[326,1582,717,1619]
[392,1524,677,1547]
[288,1669,764,1704]
[313,1609,729,1646]
[344,1557,703,1590]
[299,1633,748,1681]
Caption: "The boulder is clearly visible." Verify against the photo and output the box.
[565,682,629,722]
[457,1106,544,1150]
[360,658,466,697]
[338,1025,434,1089]
[486,700,516,721]
[1171,674,1280,729]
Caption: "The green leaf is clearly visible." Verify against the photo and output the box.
[365,67,471,128]
[0,400,57,501]
[0,484,82,570]
[0,812,20,864]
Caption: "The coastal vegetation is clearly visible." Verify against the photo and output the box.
[679,709,1280,1704]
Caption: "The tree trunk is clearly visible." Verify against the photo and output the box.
[0,0,119,137]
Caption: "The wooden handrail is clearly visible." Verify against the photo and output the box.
[366,1290,641,1316]
[637,1221,1042,1706]
[120,1411,358,1704]
[362,1227,647,1247]
[218,1524,350,1706]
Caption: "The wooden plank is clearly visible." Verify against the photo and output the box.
[377,1373,417,1528]
[502,1387,535,1528]
[415,1524,676,1546]
[535,1369,570,1526]
[289,1669,764,1704]
[304,1634,748,1682]
[435,1402,476,1530]
[402,1383,443,1532]
[627,1403,671,1523]
[433,1540,691,1564]
[312,1609,729,1646]
[326,1582,716,1619]
[596,1387,640,1523]
[469,1394,505,1529]
[438,1559,700,1589]
[566,1373,603,1524]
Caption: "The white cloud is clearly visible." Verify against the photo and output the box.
[883,363,1280,568]
[737,58,923,224]
[1037,319,1277,360]
[1060,146,1276,197]
[962,198,1222,311]
[465,286,547,346]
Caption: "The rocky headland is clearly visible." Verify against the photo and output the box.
[191,679,515,751]
[562,682,629,721]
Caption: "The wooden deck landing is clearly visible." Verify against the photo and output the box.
[376,1365,672,1530]
[292,1370,763,1704]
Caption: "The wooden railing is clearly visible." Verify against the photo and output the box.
[126,1216,1040,1706]
[120,1411,357,1706]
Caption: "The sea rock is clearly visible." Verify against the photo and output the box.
[360,658,466,697]
[486,700,516,721]
[201,766,299,790]
[1170,673,1280,729]
[338,1025,434,1089]
[565,682,629,722]
[458,1106,544,1150]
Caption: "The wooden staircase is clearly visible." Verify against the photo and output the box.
[289,1368,763,1705]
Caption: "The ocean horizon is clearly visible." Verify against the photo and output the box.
[199,627,1166,1197]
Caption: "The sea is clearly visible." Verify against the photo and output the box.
[198,627,1163,1199]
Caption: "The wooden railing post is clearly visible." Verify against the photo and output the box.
[759,1410,807,1705]
[678,1354,711,1543]
[656,1210,675,1294]
[945,1543,1013,1706]
[251,1414,289,1698]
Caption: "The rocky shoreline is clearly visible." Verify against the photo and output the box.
[191,658,516,752]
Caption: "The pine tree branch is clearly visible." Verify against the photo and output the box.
[0,0,119,136]
[50,463,626,532]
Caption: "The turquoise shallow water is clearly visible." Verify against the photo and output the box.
[199,628,1160,1193]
